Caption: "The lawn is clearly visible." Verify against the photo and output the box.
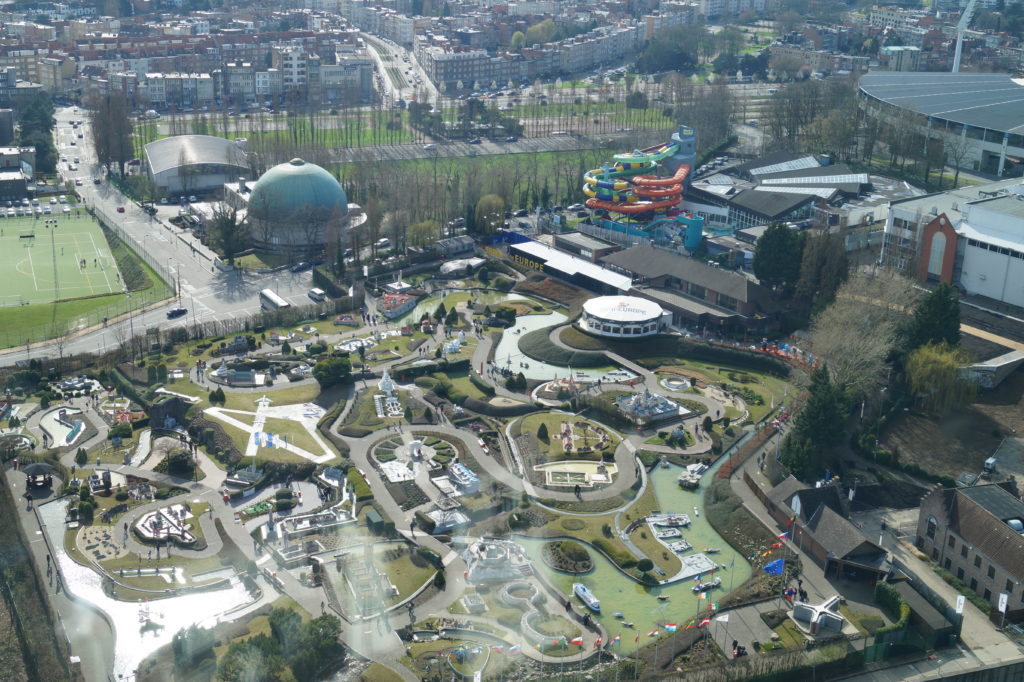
[629,525,682,576]
[259,416,322,454]
[0,215,172,347]
[376,548,437,605]
[216,419,320,464]
[519,412,621,462]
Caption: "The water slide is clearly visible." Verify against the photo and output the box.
[582,141,691,214]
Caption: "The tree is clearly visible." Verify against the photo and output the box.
[216,635,285,682]
[637,558,654,574]
[312,357,351,388]
[209,203,249,264]
[811,271,919,398]
[753,223,804,292]
[473,194,504,236]
[75,448,87,466]
[89,92,133,176]
[172,624,215,669]
[17,93,57,173]
[537,422,549,442]
[794,231,848,316]
[524,18,556,45]
[906,343,975,415]
[510,31,525,51]
[908,283,960,351]
[782,366,845,479]
[944,133,971,188]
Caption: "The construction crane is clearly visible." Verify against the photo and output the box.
[952,0,980,73]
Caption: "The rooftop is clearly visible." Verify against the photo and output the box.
[144,134,248,176]
[510,240,632,292]
[958,484,1024,522]
[859,72,1024,135]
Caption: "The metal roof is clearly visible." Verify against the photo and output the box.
[748,156,820,176]
[144,135,249,176]
[859,72,1024,135]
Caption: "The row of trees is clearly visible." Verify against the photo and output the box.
[90,92,135,176]
[17,94,57,174]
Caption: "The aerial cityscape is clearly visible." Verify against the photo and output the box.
[0,0,1023,680]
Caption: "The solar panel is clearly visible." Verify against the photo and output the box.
[761,174,868,185]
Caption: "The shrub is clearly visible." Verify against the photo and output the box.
[340,426,372,438]
[75,448,87,466]
[115,491,129,501]
[274,488,294,499]
[593,539,636,568]
[109,423,133,439]
[275,498,296,511]
[347,468,373,501]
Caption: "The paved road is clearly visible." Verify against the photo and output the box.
[0,107,321,366]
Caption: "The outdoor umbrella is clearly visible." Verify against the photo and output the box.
[20,462,55,476]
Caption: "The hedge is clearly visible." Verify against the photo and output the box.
[519,326,606,367]
[677,339,790,378]
[347,468,372,501]
[874,603,911,639]
[593,538,636,569]
[469,372,496,397]
[874,582,904,620]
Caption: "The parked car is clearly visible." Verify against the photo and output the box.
[513,208,529,217]
[166,307,188,319]
[468,138,482,144]
[116,206,125,213]
[422,143,436,151]
[290,261,312,272]
[505,136,517,142]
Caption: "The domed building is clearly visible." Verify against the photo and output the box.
[245,158,349,256]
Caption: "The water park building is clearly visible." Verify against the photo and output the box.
[578,295,668,338]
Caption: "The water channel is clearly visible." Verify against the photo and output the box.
[38,499,264,680]
[516,458,751,646]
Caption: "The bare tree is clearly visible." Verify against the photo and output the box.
[810,270,921,399]
[943,133,972,188]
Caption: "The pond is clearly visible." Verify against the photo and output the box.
[516,461,750,645]
[38,500,264,680]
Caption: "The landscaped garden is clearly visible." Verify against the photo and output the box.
[518,412,620,462]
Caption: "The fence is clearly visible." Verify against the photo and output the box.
[0,207,176,349]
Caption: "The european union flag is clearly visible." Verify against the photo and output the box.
[763,559,785,576]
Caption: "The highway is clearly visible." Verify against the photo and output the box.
[0,108,320,366]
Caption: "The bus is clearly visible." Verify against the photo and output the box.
[259,289,290,310]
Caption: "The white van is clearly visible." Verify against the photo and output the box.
[308,288,326,302]
[376,237,392,249]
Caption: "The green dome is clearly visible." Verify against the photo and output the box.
[249,158,347,222]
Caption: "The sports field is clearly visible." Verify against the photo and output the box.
[0,214,122,306]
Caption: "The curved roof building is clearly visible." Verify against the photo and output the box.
[580,295,667,338]
[859,72,1024,177]
[247,158,349,256]
[144,135,249,195]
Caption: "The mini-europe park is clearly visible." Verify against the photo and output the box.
[3,249,844,682]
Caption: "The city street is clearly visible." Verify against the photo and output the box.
[0,108,320,366]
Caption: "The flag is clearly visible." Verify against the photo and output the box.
[554,638,564,646]
[778,531,789,539]
[491,646,504,654]
[699,617,712,627]
[610,635,621,645]
[716,614,730,623]
[772,542,783,548]
[685,624,696,629]
[762,549,773,557]
[711,602,719,611]
[665,623,678,632]
[593,638,602,649]
[763,558,785,575]
[570,637,584,646]
[634,633,640,644]
[509,645,521,654]
[648,629,659,638]
[693,574,702,582]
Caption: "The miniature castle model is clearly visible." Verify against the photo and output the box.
[615,389,688,426]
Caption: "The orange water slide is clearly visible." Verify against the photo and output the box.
[633,164,691,188]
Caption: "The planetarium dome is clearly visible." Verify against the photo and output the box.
[249,158,348,222]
